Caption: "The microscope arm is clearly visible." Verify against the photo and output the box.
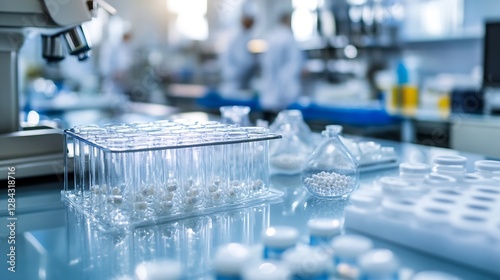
[0,0,92,28]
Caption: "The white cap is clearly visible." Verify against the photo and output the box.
[475,160,500,172]
[358,249,399,276]
[350,193,381,209]
[282,246,330,276]
[308,218,342,237]
[214,243,250,276]
[412,271,463,280]
[379,177,411,189]
[242,261,291,280]
[262,226,299,249]
[399,162,431,174]
[433,155,467,166]
[423,174,457,185]
[331,234,373,259]
[135,260,182,280]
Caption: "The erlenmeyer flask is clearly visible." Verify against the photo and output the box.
[270,126,311,175]
[302,125,359,198]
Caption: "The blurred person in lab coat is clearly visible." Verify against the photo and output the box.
[219,2,258,99]
[260,12,304,121]
[100,31,134,97]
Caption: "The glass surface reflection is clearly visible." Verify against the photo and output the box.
[56,204,270,279]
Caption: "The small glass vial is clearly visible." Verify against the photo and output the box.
[134,260,182,280]
[432,155,467,182]
[282,246,330,280]
[307,218,342,246]
[358,249,400,280]
[262,226,299,260]
[399,162,431,184]
[331,234,373,278]
[242,261,291,280]
[214,243,250,280]
[302,125,359,198]
[474,160,500,179]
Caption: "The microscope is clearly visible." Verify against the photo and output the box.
[0,0,115,179]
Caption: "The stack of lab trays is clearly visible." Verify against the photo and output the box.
[345,156,500,276]
[62,120,281,228]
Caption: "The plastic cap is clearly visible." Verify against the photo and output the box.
[262,226,299,249]
[331,234,373,259]
[135,260,182,280]
[358,249,399,276]
[424,174,457,185]
[399,162,431,174]
[379,176,411,189]
[411,271,463,280]
[308,218,342,237]
[242,261,291,280]
[433,155,467,166]
[475,160,500,172]
[214,243,250,276]
[282,246,330,275]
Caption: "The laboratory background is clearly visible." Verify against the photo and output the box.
[1,0,500,279]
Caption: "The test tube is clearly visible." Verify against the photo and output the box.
[178,132,206,211]
[246,127,270,198]
[225,130,250,202]
[204,131,227,207]
[155,135,180,216]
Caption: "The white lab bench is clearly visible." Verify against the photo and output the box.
[0,138,497,280]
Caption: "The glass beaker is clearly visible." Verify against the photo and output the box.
[220,106,251,127]
[302,125,359,198]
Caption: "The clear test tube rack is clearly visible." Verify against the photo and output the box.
[62,121,282,229]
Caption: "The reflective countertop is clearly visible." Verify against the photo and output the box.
[0,139,497,280]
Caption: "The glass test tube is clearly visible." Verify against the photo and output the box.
[178,132,206,211]
[246,127,271,197]
[225,130,250,202]
[204,131,226,207]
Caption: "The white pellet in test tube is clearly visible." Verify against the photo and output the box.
[262,226,299,260]
[308,218,342,246]
[214,243,250,280]
[358,249,400,280]
[204,131,227,206]
[135,260,182,280]
[331,234,373,279]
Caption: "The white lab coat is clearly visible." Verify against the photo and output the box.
[260,25,303,111]
[220,30,256,99]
